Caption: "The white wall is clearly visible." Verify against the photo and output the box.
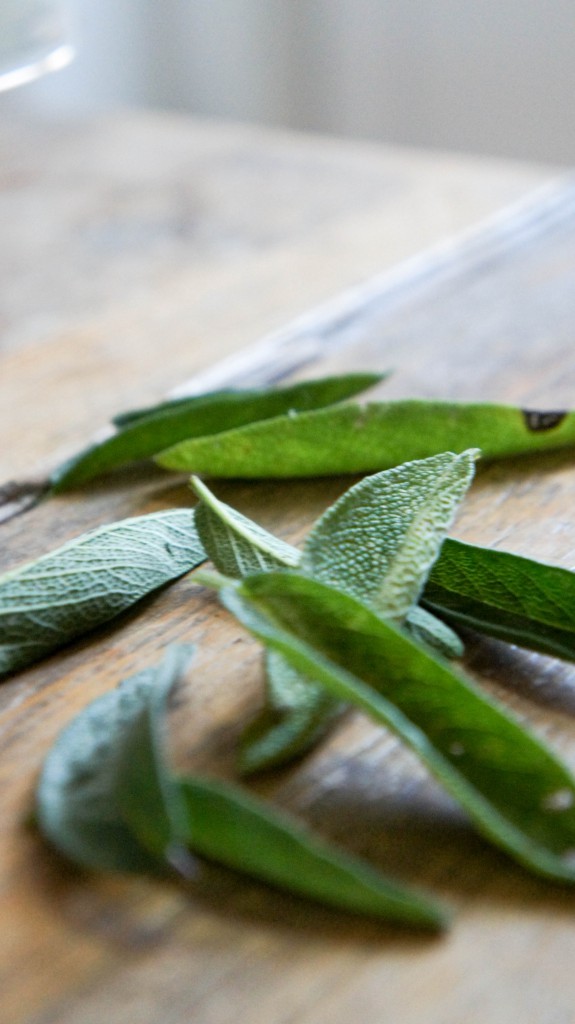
[5,0,575,164]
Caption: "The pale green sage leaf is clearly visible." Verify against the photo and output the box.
[0,510,205,678]
[250,452,476,772]
[190,478,339,773]
[405,605,464,659]
[238,648,343,774]
[192,476,300,576]
[36,645,195,873]
[301,451,477,622]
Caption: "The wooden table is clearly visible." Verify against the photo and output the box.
[2,110,575,1024]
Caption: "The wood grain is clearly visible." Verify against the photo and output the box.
[1,111,574,1024]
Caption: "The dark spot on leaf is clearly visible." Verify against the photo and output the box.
[522,409,567,432]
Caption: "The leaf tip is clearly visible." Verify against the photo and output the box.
[165,840,201,880]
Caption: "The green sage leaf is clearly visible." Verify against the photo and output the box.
[191,477,332,772]
[424,537,575,661]
[192,476,300,576]
[175,774,446,929]
[218,570,575,883]
[37,642,445,928]
[36,645,195,873]
[0,510,205,678]
[156,400,575,478]
[238,648,343,775]
[51,373,384,492]
[193,458,472,773]
[301,451,477,622]
[112,372,385,428]
[405,605,464,660]
[246,453,475,772]
[111,650,194,869]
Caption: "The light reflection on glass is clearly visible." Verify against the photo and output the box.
[0,1,73,93]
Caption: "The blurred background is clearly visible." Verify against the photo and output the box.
[4,0,575,165]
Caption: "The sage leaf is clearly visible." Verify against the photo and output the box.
[191,478,341,773]
[0,510,205,678]
[113,372,385,428]
[36,645,196,873]
[194,457,473,773]
[405,605,464,660]
[424,537,575,661]
[37,643,445,929]
[156,400,575,478]
[175,774,446,929]
[111,649,194,869]
[50,373,384,492]
[238,648,343,774]
[301,451,477,622]
[242,619,463,776]
[249,453,475,772]
[192,476,300,576]
[218,570,575,883]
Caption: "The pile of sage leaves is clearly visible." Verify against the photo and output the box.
[5,373,575,930]
[48,370,575,490]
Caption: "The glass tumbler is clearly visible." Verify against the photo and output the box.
[0,0,73,92]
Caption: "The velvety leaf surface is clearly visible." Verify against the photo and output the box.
[0,511,204,677]
[301,451,477,622]
[192,476,300,577]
